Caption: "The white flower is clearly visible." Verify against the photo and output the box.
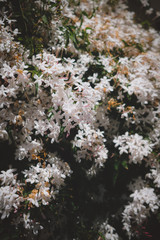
[72,124,108,174]
[23,213,43,234]
[146,165,160,188]
[0,169,17,186]
[0,126,8,141]
[100,219,119,240]
[0,186,21,219]
[23,153,71,206]
[122,187,159,237]
[146,8,153,15]
[113,133,153,164]
[140,0,149,7]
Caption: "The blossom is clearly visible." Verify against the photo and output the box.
[0,186,21,219]
[113,132,153,164]
[0,169,17,186]
[100,220,119,240]
[22,213,43,234]
[122,187,159,238]
[140,0,149,7]
[23,153,72,206]
[0,0,160,237]
[72,124,108,174]
[146,165,160,188]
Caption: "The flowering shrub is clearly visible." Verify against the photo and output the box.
[0,0,160,239]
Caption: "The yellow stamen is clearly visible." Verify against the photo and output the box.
[17,69,23,74]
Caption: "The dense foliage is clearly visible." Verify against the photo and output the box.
[0,0,160,239]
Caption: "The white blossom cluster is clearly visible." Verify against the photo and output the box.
[0,0,160,238]
[22,213,44,235]
[122,186,159,238]
[0,123,8,141]
[13,212,43,235]
[113,132,153,164]
[0,169,22,219]
[100,219,119,240]
[23,153,72,207]
[72,123,108,174]
[146,164,160,188]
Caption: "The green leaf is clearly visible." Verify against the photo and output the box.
[82,8,96,19]
[35,83,39,96]
[48,112,54,120]
[122,39,129,47]
[113,171,119,185]
[85,27,93,31]
[77,15,84,33]
[122,160,128,170]
[65,30,70,47]
[98,232,106,240]
[135,43,144,52]
[48,107,53,113]
[141,20,150,30]
[114,160,120,171]
[42,15,48,24]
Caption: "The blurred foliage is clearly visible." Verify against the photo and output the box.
[1,0,62,56]
[127,0,160,31]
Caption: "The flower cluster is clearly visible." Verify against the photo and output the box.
[23,153,72,207]
[100,219,119,240]
[113,132,153,164]
[72,123,108,174]
[0,0,160,239]
[0,169,22,219]
[122,186,159,238]
[146,164,160,188]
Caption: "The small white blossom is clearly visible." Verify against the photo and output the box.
[100,219,119,240]
[113,132,153,164]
